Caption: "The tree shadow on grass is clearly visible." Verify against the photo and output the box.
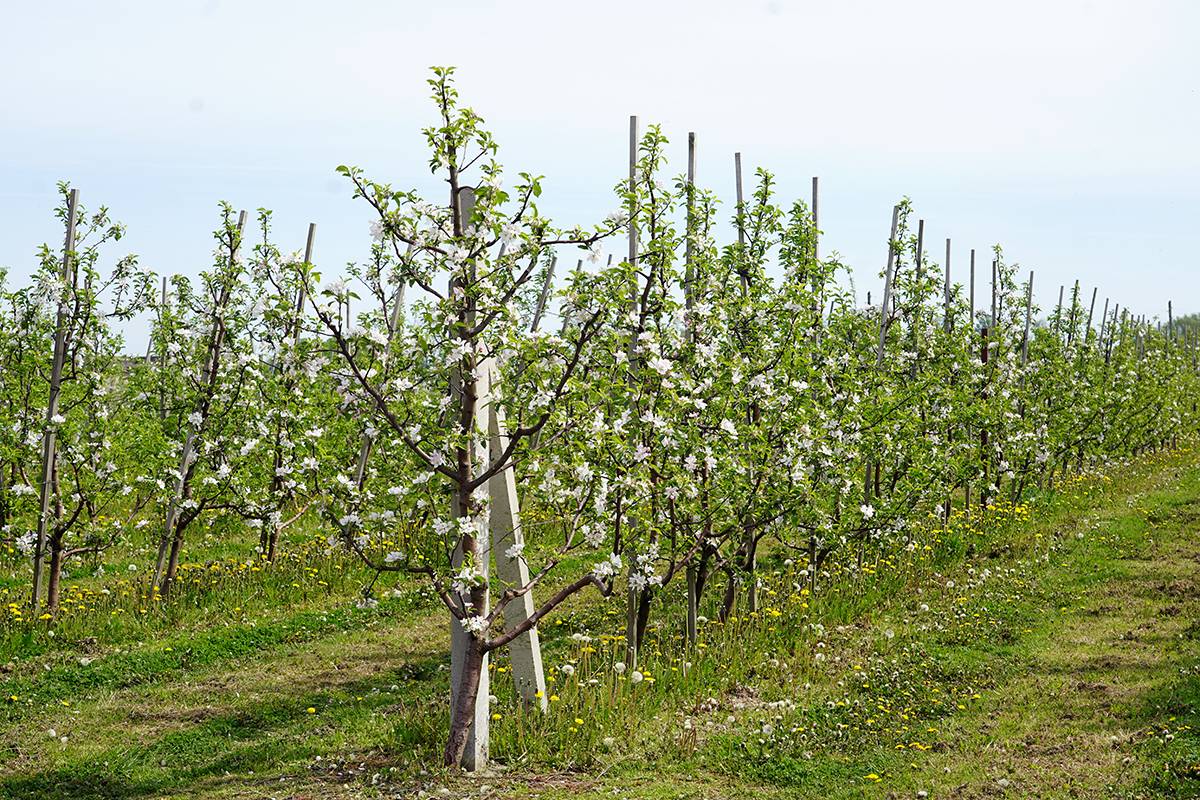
[0,656,446,800]
[0,770,150,800]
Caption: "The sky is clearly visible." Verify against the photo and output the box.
[2,0,1198,348]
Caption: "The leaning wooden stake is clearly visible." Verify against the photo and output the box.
[529,256,558,332]
[31,188,79,615]
[1098,297,1110,353]
[483,360,548,710]
[866,205,900,506]
[876,206,900,367]
[146,275,166,364]
[293,223,317,347]
[1085,287,1098,342]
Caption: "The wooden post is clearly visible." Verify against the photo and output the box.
[684,132,696,310]
[684,132,699,647]
[1098,297,1110,352]
[735,152,746,294]
[980,326,990,511]
[1054,285,1064,336]
[910,219,924,379]
[146,275,166,364]
[625,581,640,669]
[867,206,900,507]
[1067,280,1079,345]
[1022,271,1034,366]
[942,238,953,523]
[811,176,824,342]
[482,360,548,711]
[31,188,79,615]
[529,256,557,332]
[686,563,698,647]
[811,176,820,261]
[448,187,491,771]
[1107,304,1120,364]
[969,249,976,329]
[628,115,638,277]
[1085,287,1097,342]
[293,223,316,346]
[876,206,901,367]
[943,239,952,333]
[990,259,997,328]
[623,117,642,664]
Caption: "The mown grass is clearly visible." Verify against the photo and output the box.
[2,448,1199,798]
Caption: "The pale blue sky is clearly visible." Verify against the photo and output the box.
[3,0,1198,347]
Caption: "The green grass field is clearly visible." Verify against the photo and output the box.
[4,448,1200,799]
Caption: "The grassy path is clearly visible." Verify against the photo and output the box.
[896,473,1200,798]
[520,452,1200,800]
[3,450,1200,799]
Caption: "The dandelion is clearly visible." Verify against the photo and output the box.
[630,670,644,684]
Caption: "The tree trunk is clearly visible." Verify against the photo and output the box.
[685,563,698,646]
[46,538,64,613]
[719,565,737,622]
[0,463,8,531]
[443,632,487,768]
[635,588,652,649]
[744,535,759,613]
[161,519,185,598]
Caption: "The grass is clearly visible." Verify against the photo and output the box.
[2,448,1200,798]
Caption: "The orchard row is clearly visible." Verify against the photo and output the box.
[1,68,1194,767]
